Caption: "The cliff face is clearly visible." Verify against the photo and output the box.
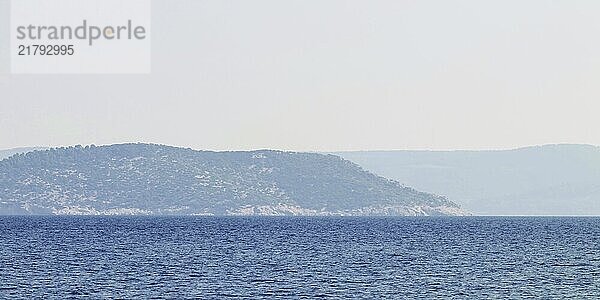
[0,144,466,216]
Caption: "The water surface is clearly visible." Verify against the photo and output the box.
[1,217,599,299]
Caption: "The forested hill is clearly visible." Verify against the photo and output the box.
[0,144,466,216]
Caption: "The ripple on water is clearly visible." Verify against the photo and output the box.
[1,216,600,299]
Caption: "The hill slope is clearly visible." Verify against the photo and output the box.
[336,144,600,215]
[0,144,465,216]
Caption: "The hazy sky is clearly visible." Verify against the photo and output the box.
[1,0,600,151]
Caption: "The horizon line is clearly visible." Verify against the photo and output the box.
[2,142,599,153]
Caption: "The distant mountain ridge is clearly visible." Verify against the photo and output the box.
[336,144,600,215]
[0,147,48,161]
[0,144,466,216]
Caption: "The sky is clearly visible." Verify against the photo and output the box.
[1,0,600,151]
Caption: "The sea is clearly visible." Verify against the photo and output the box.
[1,216,599,299]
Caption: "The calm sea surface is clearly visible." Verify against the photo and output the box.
[1,216,599,299]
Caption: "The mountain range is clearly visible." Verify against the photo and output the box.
[336,144,600,215]
[0,144,465,216]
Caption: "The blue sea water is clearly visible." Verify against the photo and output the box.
[1,217,599,299]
